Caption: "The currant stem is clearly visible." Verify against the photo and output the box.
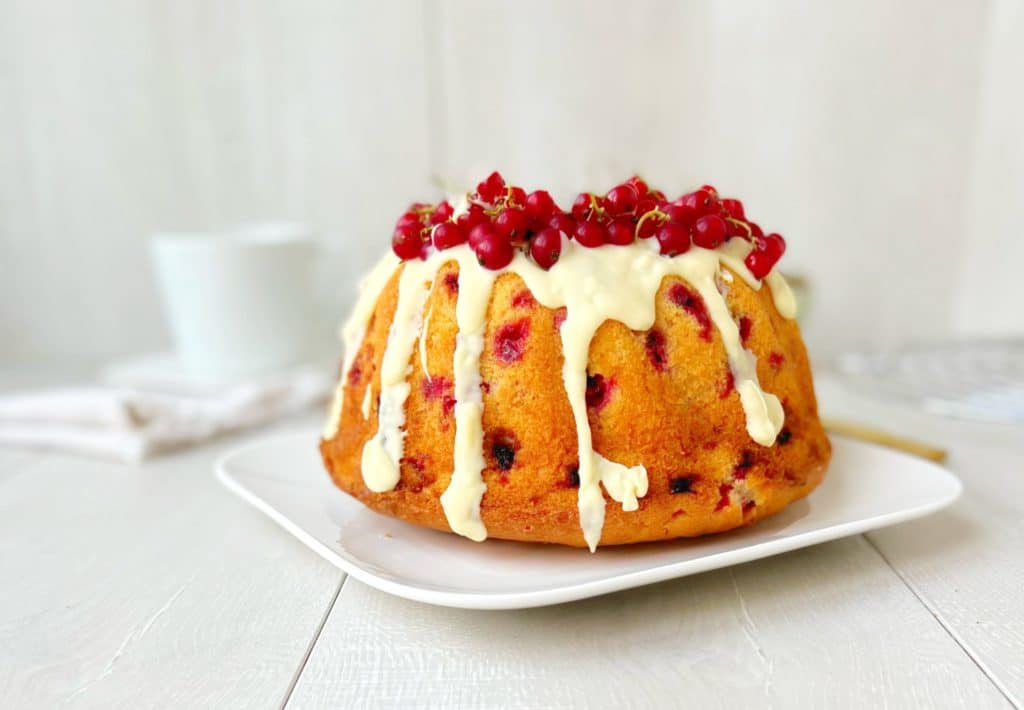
[726,217,752,237]
[635,208,668,239]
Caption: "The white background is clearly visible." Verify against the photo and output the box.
[1,0,1022,366]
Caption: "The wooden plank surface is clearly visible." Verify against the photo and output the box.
[0,414,344,710]
[817,376,1024,707]
[289,537,1008,709]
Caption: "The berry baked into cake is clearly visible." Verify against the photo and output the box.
[320,172,831,550]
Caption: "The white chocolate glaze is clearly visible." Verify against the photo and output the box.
[418,304,434,380]
[596,453,648,512]
[324,252,400,438]
[360,257,440,491]
[330,236,793,550]
[360,384,372,419]
[766,271,797,319]
[439,250,498,541]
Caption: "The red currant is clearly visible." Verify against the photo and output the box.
[574,219,607,247]
[392,223,424,260]
[468,222,496,249]
[605,218,635,245]
[661,202,692,225]
[756,232,785,261]
[626,175,649,195]
[457,204,487,231]
[748,221,764,238]
[530,227,562,270]
[636,210,663,239]
[472,230,514,269]
[432,222,466,250]
[721,198,744,220]
[571,193,602,221]
[678,188,716,219]
[744,249,774,279]
[430,201,453,225]
[604,184,639,216]
[636,196,657,215]
[507,186,526,207]
[476,171,506,203]
[692,214,726,249]
[494,207,529,240]
[656,222,691,256]
[725,218,748,238]
[396,211,422,229]
[548,212,576,237]
[525,190,557,220]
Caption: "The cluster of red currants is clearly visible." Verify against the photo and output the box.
[391,171,786,278]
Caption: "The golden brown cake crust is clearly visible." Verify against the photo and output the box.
[320,261,831,547]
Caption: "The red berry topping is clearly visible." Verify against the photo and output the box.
[476,171,506,204]
[605,218,635,245]
[457,204,487,231]
[626,175,649,195]
[530,227,562,270]
[574,219,607,248]
[692,214,727,249]
[432,221,466,250]
[753,232,785,262]
[636,208,665,239]
[525,190,557,220]
[744,249,774,279]
[636,196,657,216]
[472,229,514,270]
[661,202,692,225]
[386,174,788,273]
[571,193,602,221]
[678,189,716,219]
[721,198,745,220]
[507,186,526,207]
[468,222,495,249]
[725,218,749,239]
[392,223,424,260]
[494,207,529,241]
[548,212,576,237]
[396,211,422,230]
[656,222,691,256]
[430,201,454,225]
[604,184,639,216]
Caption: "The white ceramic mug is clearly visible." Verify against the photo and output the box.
[150,223,316,379]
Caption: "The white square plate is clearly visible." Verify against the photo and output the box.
[216,432,960,609]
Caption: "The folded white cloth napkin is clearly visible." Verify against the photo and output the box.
[0,366,332,463]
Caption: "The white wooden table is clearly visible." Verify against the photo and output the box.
[2,373,1022,709]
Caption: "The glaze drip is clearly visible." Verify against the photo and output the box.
[324,252,400,438]
[360,258,440,492]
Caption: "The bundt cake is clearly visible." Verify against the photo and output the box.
[320,172,830,550]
